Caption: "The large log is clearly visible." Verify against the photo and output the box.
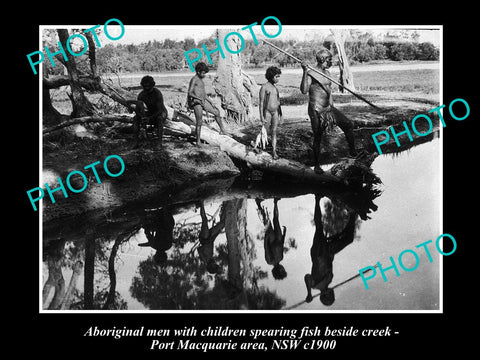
[165,115,344,186]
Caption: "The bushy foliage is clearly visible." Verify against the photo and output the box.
[43,32,438,76]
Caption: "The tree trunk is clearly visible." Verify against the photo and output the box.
[224,199,249,309]
[103,236,121,309]
[57,29,95,118]
[84,235,95,309]
[213,29,258,124]
[331,29,355,92]
[60,261,83,310]
[85,30,98,78]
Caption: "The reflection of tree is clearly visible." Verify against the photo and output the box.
[43,238,84,310]
[43,220,139,310]
[320,198,362,240]
[130,200,285,310]
[102,228,139,310]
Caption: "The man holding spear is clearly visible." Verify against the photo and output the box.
[300,48,358,173]
[263,40,373,174]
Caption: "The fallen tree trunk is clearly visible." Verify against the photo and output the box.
[164,116,344,186]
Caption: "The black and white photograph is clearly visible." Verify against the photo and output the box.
[37,24,442,312]
[15,8,477,356]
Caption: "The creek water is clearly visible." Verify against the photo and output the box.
[42,137,441,311]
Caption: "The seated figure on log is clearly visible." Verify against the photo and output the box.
[132,75,168,148]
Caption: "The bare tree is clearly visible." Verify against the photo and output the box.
[213,29,258,124]
[57,29,96,118]
[42,28,135,128]
[331,29,355,92]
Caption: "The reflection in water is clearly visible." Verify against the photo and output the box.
[305,194,358,306]
[42,181,379,310]
[256,198,287,280]
[138,207,175,265]
[43,139,440,311]
[198,201,225,275]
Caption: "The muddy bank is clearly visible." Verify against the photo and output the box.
[42,135,240,224]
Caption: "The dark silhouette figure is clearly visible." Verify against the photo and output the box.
[138,207,175,265]
[132,75,168,148]
[304,194,357,306]
[256,198,287,280]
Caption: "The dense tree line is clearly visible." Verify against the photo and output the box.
[43,33,439,76]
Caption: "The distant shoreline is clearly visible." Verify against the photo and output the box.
[102,61,440,79]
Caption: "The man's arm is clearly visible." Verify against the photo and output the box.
[300,61,311,94]
[326,71,334,106]
[258,85,266,124]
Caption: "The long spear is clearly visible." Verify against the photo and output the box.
[282,264,379,310]
[263,39,381,110]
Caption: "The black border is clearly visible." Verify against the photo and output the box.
[17,5,476,356]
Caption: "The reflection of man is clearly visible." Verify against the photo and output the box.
[300,48,357,173]
[198,202,225,274]
[138,207,175,265]
[304,195,357,306]
[256,198,287,280]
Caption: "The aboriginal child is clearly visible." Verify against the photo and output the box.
[187,62,226,146]
[259,66,282,159]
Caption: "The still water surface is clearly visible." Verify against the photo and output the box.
[42,138,441,311]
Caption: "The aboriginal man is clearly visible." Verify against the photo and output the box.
[300,48,357,174]
[132,75,168,148]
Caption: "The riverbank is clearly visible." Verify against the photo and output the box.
[42,61,440,223]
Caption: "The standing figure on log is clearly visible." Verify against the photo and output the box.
[187,62,226,146]
[133,75,168,148]
[300,48,357,173]
[259,66,283,159]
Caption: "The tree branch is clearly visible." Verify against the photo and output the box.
[43,114,134,134]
